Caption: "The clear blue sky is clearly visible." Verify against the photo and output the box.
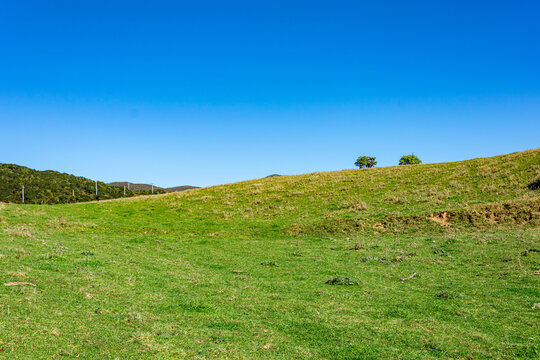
[1,1,538,187]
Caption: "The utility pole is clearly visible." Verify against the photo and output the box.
[151,184,154,194]
[95,181,98,196]
[22,185,24,203]
[72,189,75,197]
[124,186,126,196]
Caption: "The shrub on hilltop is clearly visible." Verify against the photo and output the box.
[399,154,422,165]
[355,156,377,168]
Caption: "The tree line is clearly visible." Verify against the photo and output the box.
[355,154,422,168]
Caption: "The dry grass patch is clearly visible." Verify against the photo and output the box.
[46,217,91,231]
[385,195,406,205]
[339,198,369,212]
[8,271,27,278]
[3,226,34,239]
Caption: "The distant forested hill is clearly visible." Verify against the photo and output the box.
[0,164,135,204]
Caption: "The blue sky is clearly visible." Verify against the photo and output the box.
[1,1,539,187]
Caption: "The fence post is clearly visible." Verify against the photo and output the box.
[22,185,24,203]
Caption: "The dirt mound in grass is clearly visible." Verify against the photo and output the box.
[286,197,540,235]
[431,198,539,227]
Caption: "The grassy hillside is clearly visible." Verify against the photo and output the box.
[0,149,539,359]
[0,164,137,204]
[164,185,200,193]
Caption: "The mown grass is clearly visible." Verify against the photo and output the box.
[0,149,539,359]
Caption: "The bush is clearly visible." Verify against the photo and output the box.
[326,276,358,285]
[399,155,422,165]
[355,156,377,168]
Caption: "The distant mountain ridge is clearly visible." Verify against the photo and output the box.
[109,182,199,193]
[163,185,200,193]
[108,182,161,192]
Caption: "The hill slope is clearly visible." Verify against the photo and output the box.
[163,185,200,193]
[0,149,539,359]
[87,148,540,237]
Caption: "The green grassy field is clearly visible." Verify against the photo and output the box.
[1,149,539,359]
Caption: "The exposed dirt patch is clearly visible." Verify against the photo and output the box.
[373,222,386,230]
[430,212,451,227]
[4,282,36,287]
